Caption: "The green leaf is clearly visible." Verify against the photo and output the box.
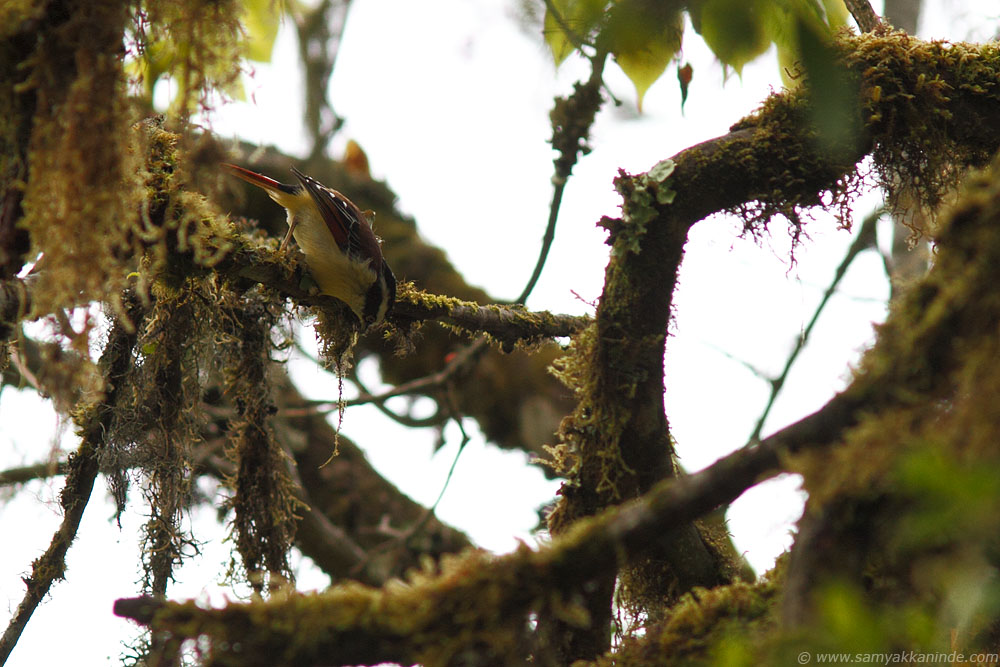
[820,0,849,28]
[760,1,806,87]
[543,0,607,66]
[795,14,861,159]
[895,449,1000,550]
[695,0,771,75]
[607,3,683,111]
[759,0,837,86]
[692,0,844,82]
[241,0,282,63]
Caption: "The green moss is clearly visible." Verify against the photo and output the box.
[589,570,782,667]
[841,30,1000,225]
[727,86,863,241]
[145,546,547,665]
[137,120,241,291]
[0,1,42,38]
[781,155,1000,656]
[546,317,664,542]
[130,0,245,115]
[707,30,1000,244]
[17,0,141,319]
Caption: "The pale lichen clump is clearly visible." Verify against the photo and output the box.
[612,159,677,256]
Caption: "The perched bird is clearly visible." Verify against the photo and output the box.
[223,163,396,327]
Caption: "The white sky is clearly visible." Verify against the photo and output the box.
[1,1,994,664]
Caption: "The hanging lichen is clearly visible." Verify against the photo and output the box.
[217,282,301,594]
[17,0,143,320]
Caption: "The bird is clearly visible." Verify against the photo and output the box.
[223,163,396,328]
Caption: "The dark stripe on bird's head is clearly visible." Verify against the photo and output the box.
[363,261,397,325]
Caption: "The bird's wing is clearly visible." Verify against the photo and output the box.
[290,167,383,268]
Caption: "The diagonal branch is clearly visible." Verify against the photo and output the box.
[110,381,858,666]
[544,29,1000,659]
[844,0,882,32]
[748,207,882,443]
[517,50,607,305]
[0,295,143,664]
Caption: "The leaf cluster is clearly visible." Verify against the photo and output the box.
[542,0,849,109]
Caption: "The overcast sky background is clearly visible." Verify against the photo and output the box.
[2,1,995,664]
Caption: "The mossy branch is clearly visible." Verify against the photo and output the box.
[543,29,1000,658]
[0,295,143,663]
[225,247,591,346]
[113,145,1000,660]
[392,287,590,347]
[845,0,882,32]
[107,386,854,666]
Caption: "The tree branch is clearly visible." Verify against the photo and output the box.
[748,206,882,443]
[114,192,1000,663]
[542,29,1000,657]
[0,295,142,663]
[0,460,69,487]
[111,377,861,665]
[391,292,590,346]
[844,0,882,32]
[517,50,607,304]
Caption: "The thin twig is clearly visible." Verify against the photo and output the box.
[345,372,477,578]
[0,460,69,486]
[348,372,447,428]
[279,338,489,418]
[427,420,471,514]
[748,207,882,443]
[516,178,569,305]
[7,344,41,394]
[844,0,881,32]
[516,51,607,305]
[397,417,473,551]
